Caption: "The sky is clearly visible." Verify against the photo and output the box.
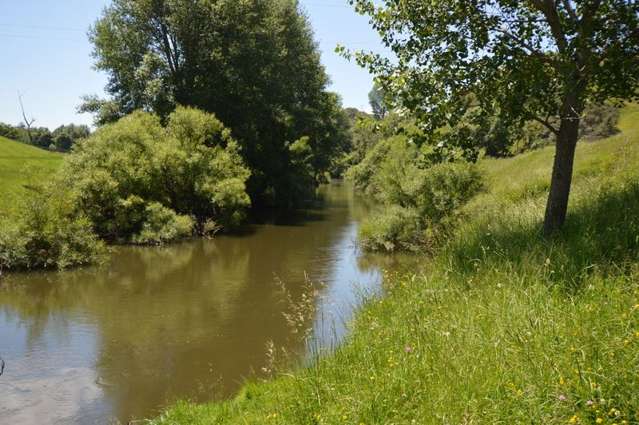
[0,0,387,129]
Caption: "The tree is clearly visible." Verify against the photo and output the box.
[52,124,91,151]
[345,0,639,234]
[84,0,348,207]
[18,93,36,145]
[368,82,388,119]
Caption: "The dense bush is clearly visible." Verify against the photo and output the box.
[359,205,423,252]
[60,107,250,244]
[0,187,106,271]
[130,203,194,245]
[351,134,483,252]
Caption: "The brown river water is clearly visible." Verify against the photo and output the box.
[0,183,410,424]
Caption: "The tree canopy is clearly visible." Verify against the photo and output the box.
[83,0,350,207]
[345,0,639,233]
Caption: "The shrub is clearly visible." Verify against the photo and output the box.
[0,187,106,271]
[359,161,483,253]
[59,107,251,241]
[359,205,423,252]
[131,203,194,245]
[346,136,406,195]
[579,102,620,140]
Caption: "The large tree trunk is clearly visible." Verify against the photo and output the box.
[543,111,580,235]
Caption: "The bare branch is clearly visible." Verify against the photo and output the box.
[18,92,35,145]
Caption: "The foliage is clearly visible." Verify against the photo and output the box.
[52,124,91,151]
[0,122,20,140]
[368,82,388,119]
[0,122,90,152]
[344,0,638,159]
[359,156,483,252]
[342,0,639,233]
[347,124,482,253]
[149,104,639,425]
[130,202,194,245]
[60,107,250,243]
[342,111,419,180]
[513,103,621,154]
[345,135,397,194]
[84,0,350,207]
[359,205,423,252]
[0,186,106,271]
[578,103,621,140]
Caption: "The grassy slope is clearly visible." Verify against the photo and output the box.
[154,107,639,425]
[0,136,63,218]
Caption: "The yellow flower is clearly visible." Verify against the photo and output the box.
[596,418,603,424]
[569,415,579,424]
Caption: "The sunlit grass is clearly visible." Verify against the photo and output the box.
[0,136,62,218]
[151,105,639,424]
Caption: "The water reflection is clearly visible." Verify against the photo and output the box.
[0,183,385,424]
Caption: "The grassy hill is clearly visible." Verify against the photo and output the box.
[0,136,63,218]
[152,105,639,424]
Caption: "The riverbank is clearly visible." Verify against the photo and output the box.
[150,105,639,424]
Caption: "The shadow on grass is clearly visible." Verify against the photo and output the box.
[447,180,639,290]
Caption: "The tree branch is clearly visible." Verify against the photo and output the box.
[530,0,569,54]
[530,114,560,136]
[495,28,560,69]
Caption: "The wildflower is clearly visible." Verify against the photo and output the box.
[559,394,568,402]
[596,418,603,424]
[560,376,566,385]
[587,400,595,407]
[569,415,579,424]
[404,345,414,353]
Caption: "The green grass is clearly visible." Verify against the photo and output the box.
[0,136,63,218]
[151,106,638,424]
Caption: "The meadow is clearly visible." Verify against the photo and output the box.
[150,105,639,424]
[0,135,62,218]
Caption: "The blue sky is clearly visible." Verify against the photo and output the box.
[0,0,386,129]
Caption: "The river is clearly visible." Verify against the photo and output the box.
[0,183,407,424]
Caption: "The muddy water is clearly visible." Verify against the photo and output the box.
[0,183,399,424]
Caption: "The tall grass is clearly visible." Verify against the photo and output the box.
[151,106,639,424]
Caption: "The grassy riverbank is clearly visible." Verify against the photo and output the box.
[0,136,62,218]
[151,104,639,424]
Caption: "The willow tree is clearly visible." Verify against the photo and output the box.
[346,0,639,234]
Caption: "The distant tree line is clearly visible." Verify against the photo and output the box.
[0,122,90,152]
